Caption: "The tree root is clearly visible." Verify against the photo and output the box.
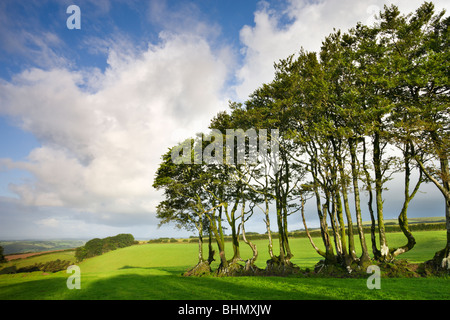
[183,261,211,277]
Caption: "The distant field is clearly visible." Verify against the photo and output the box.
[4,249,73,261]
[0,240,86,255]
[0,230,449,300]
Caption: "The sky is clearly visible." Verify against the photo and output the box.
[0,0,448,240]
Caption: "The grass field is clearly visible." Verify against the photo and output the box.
[0,230,449,300]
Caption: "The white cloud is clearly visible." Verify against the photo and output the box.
[36,217,59,228]
[0,31,231,227]
[0,0,447,238]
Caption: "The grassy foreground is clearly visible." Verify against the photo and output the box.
[0,231,449,300]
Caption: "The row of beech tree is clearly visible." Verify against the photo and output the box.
[153,2,449,275]
[75,234,135,262]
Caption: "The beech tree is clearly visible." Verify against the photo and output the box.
[379,2,449,268]
[153,142,217,274]
[153,1,449,275]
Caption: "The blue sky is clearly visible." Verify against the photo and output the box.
[0,0,447,240]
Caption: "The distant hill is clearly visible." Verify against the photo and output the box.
[0,240,86,255]
[361,216,446,226]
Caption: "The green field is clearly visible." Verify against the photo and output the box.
[0,230,449,300]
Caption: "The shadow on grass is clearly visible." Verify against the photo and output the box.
[2,268,449,300]
[62,273,334,300]
[0,276,68,300]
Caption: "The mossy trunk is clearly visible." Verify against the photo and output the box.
[184,261,211,277]
[335,139,356,262]
[363,138,381,259]
[373,131,391,261]
[349,137,370,262]
[311,159,335,263]
[264,201,274,259]
[240,199,258,270]
[197,222,204,264]
[207,231,215,264]
[391,146,420,258]
[441,158,450,270]
[301,196,336,263]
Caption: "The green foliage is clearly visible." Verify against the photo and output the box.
[75,234,135,262]
[150,1,449,272]
[148,237,179,243]
[0,259,72,274]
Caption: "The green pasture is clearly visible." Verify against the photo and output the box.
[0,230,449,300]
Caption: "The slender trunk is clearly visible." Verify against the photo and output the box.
[281,153,292,260]
[263,160,274,259]
[330,154,348,262]
[327,194,343,258]
[282,204,292,259]
[349,137,370,262]
[206,207,228,270]
[443,198,450,269]
[217,206,228,269]
[392,144,420,258]
[301,195,326,258]
[363,138,380,259]
[311,158,335,262]
[207,229,215,264]
[263,199,274,259]
[373,131,390,261]
[198,220,204,263]
[333,138,356,261]
[229,211,240,262]
[338,160,356,262]
[441,157,450,269]
[334,189,349,261]
[224,185,241,263]
[241,200,258,269]
[276,204,286,262]
[275,173,286,262]
[341,188,356,260]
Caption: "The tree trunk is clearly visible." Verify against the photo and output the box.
[240,203,258,270]
[274,174,288,263]
[363,138,380,259]
[311,159,335,263]
[301,196,326,258]
[327,198,343,259]
[197,219,204,263]
[334,139,356,262]
[217,207,228,270]
[226,187,241,263]
[443,198,450,269]
[391,144,420,258]
[206,207,228,272]
[207,230,215,264]
[439,157,450,269]
[373,131,390,261]
[349,137,370,262]
[264,198,274,259]
[282,204,293,259]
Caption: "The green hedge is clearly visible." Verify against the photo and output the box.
[146,223,446,244]
[220,222,447,242]
[75,234,135,262]
[0,259,73,274]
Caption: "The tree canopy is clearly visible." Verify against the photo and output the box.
[153,2,449,276]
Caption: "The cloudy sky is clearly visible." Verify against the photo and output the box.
[0,0,447,240]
